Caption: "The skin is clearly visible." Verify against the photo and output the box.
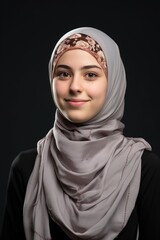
[52,49,108,123]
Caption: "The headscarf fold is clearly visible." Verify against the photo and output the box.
[23,27,151,240]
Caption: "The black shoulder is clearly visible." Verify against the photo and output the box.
[142,149,160,167]
[12,148,37,167]
[141,149,160,181]
[0,148,37,239]
[11,148,37,186]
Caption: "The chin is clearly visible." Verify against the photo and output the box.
[66,115,89,124]
[68,118,85,124]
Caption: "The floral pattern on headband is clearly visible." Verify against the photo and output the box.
[53,33,107,74]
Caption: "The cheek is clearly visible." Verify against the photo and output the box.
[52,81,66,99]
[88,82,107,100]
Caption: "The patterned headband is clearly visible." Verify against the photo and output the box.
[52,33,107,77]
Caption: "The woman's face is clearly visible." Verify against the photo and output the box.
[52,49,108,123]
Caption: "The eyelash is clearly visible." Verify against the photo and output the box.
[55,70,98,80]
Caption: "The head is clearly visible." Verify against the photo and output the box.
[49,27,126,125]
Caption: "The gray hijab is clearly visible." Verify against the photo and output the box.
[23,27,151,240]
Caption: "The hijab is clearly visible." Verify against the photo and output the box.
[23,27,151,240]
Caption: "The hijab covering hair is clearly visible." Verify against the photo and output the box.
[51,32,107,77]
[23,27,151,240]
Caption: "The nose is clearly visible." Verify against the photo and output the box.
[69,74,82,93]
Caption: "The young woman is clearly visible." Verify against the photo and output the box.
[1,27,160,240]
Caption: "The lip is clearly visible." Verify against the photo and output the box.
[65,99,89,107]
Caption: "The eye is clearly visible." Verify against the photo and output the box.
[85,72,98,80]
[55,71,71,80]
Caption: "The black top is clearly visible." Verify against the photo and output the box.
[1,148,160,240]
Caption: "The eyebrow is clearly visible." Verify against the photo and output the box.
[56,64,102,70]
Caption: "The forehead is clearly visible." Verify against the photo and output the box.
[56,49,100,65]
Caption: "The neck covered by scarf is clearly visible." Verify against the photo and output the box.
[23,27,151,240]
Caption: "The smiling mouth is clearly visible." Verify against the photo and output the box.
[65,99,89,107]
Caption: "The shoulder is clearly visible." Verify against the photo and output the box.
[10,148,37,186]
[141,149,160,172]
[140,149,160,191]
[12,148,37,168]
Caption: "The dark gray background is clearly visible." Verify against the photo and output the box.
[1,1,160,231]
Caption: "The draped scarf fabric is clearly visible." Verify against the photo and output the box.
[23,27,151,240]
